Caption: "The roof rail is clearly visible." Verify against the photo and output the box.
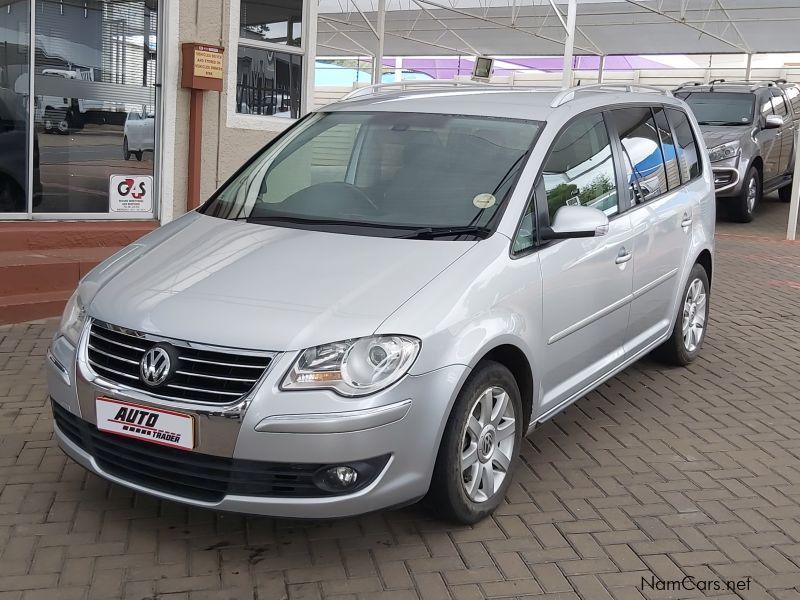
[341,80,488,100]
[674,79,789,93]
[674,81,705,92]
[550,83,673,108]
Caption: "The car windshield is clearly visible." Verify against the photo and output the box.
[676,91,755,126]
[201,111,543,238]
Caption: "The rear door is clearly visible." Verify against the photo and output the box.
[771,88,794,175]
[757,91,782,182]
[609,106,692,355]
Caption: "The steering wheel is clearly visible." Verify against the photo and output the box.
[337,182,379,212]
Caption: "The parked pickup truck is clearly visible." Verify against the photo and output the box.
[675,79,799,222]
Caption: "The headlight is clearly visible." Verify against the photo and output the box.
[59,290,87,347]
[282,335,420,397]
[708,141,741,163]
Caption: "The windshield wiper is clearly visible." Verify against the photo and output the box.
[697,121,749,126]
[396,226,492,240]
[241,215,419,230]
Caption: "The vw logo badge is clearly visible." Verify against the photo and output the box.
[140,345,172,387]
[481,431,494,456]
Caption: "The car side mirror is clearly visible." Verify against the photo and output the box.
[765,114,784,129]
[540,205,610,241]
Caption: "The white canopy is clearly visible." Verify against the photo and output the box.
[317,0,800,57]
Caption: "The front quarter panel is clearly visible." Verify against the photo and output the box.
[377,233,542,383]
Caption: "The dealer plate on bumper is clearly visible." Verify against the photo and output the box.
[95,397,194,450]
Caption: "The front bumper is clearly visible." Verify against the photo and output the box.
[711,155,744,197]
[47,326,469,518]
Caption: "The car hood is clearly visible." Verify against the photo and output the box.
[88,213,476,351]
[699,125,752,149]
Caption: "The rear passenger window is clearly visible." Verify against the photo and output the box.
[610,107,668,204]
[541,113,618,220]
[653,107,681,191]
[771,89,788,117]
[666,108,702,183]
[785,86,800,115]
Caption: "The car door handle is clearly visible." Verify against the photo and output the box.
[681,213,693,229]
[615,248,632,264]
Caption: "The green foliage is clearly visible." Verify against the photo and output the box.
[547,172,615,217]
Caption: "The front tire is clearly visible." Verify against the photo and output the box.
[730,166,760,222]
[429,361,523,524]
[653,263,710,366]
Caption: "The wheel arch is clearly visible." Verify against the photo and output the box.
[695,248,713,285]
[750,155,764,180]
[473,343,535,432]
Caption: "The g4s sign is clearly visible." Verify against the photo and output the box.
[109,175,153,212]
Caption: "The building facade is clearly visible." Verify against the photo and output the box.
[1,0,317,224]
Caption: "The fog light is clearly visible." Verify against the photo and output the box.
[311,455,390,495]
[325,466,358,489]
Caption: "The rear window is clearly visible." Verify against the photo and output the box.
[610,107,668,204]
[784,86,800,115]
[666,108,702,183]
[676,91,755,126]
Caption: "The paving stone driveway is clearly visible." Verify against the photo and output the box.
[2,198,800,600]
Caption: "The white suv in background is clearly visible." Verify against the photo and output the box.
[123,109,155,161]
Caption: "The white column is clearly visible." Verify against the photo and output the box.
[303,0,318,114]
[597,55,605,84]
[745,53,753,81]
[395,56,402,82]
[373,0,386,85]
[561,0,577,89]
[788,127,800,240]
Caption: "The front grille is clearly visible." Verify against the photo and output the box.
[86,321,273,404]
[52,400,389,502]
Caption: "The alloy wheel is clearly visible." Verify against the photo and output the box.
[460,386,516,503]
[746,175,758,214]
[682,278,707,352]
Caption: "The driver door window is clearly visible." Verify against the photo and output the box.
[541,113,619,220]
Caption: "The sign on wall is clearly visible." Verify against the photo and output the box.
[109,175,153,213]
[193,46,224,80]
[182,43,225,92]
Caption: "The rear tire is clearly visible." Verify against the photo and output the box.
[428,361,523,524]
[123,137,132,161]
[779,183,793,202]
[653,263,710,366]
[730,166,760,222]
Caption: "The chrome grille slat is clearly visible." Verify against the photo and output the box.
[178,356,266,369]
[89,360,140,380]
[174,370,256,383]
[91,331,150,352]
[166,383,242,396]
[86,321,274,404]
[88,344,140,365]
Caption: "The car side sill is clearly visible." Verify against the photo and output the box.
[528,330,671,434]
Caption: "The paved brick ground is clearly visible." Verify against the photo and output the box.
[2,197,800,600]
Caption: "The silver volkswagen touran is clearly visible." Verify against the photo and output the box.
[48,83,715,523]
